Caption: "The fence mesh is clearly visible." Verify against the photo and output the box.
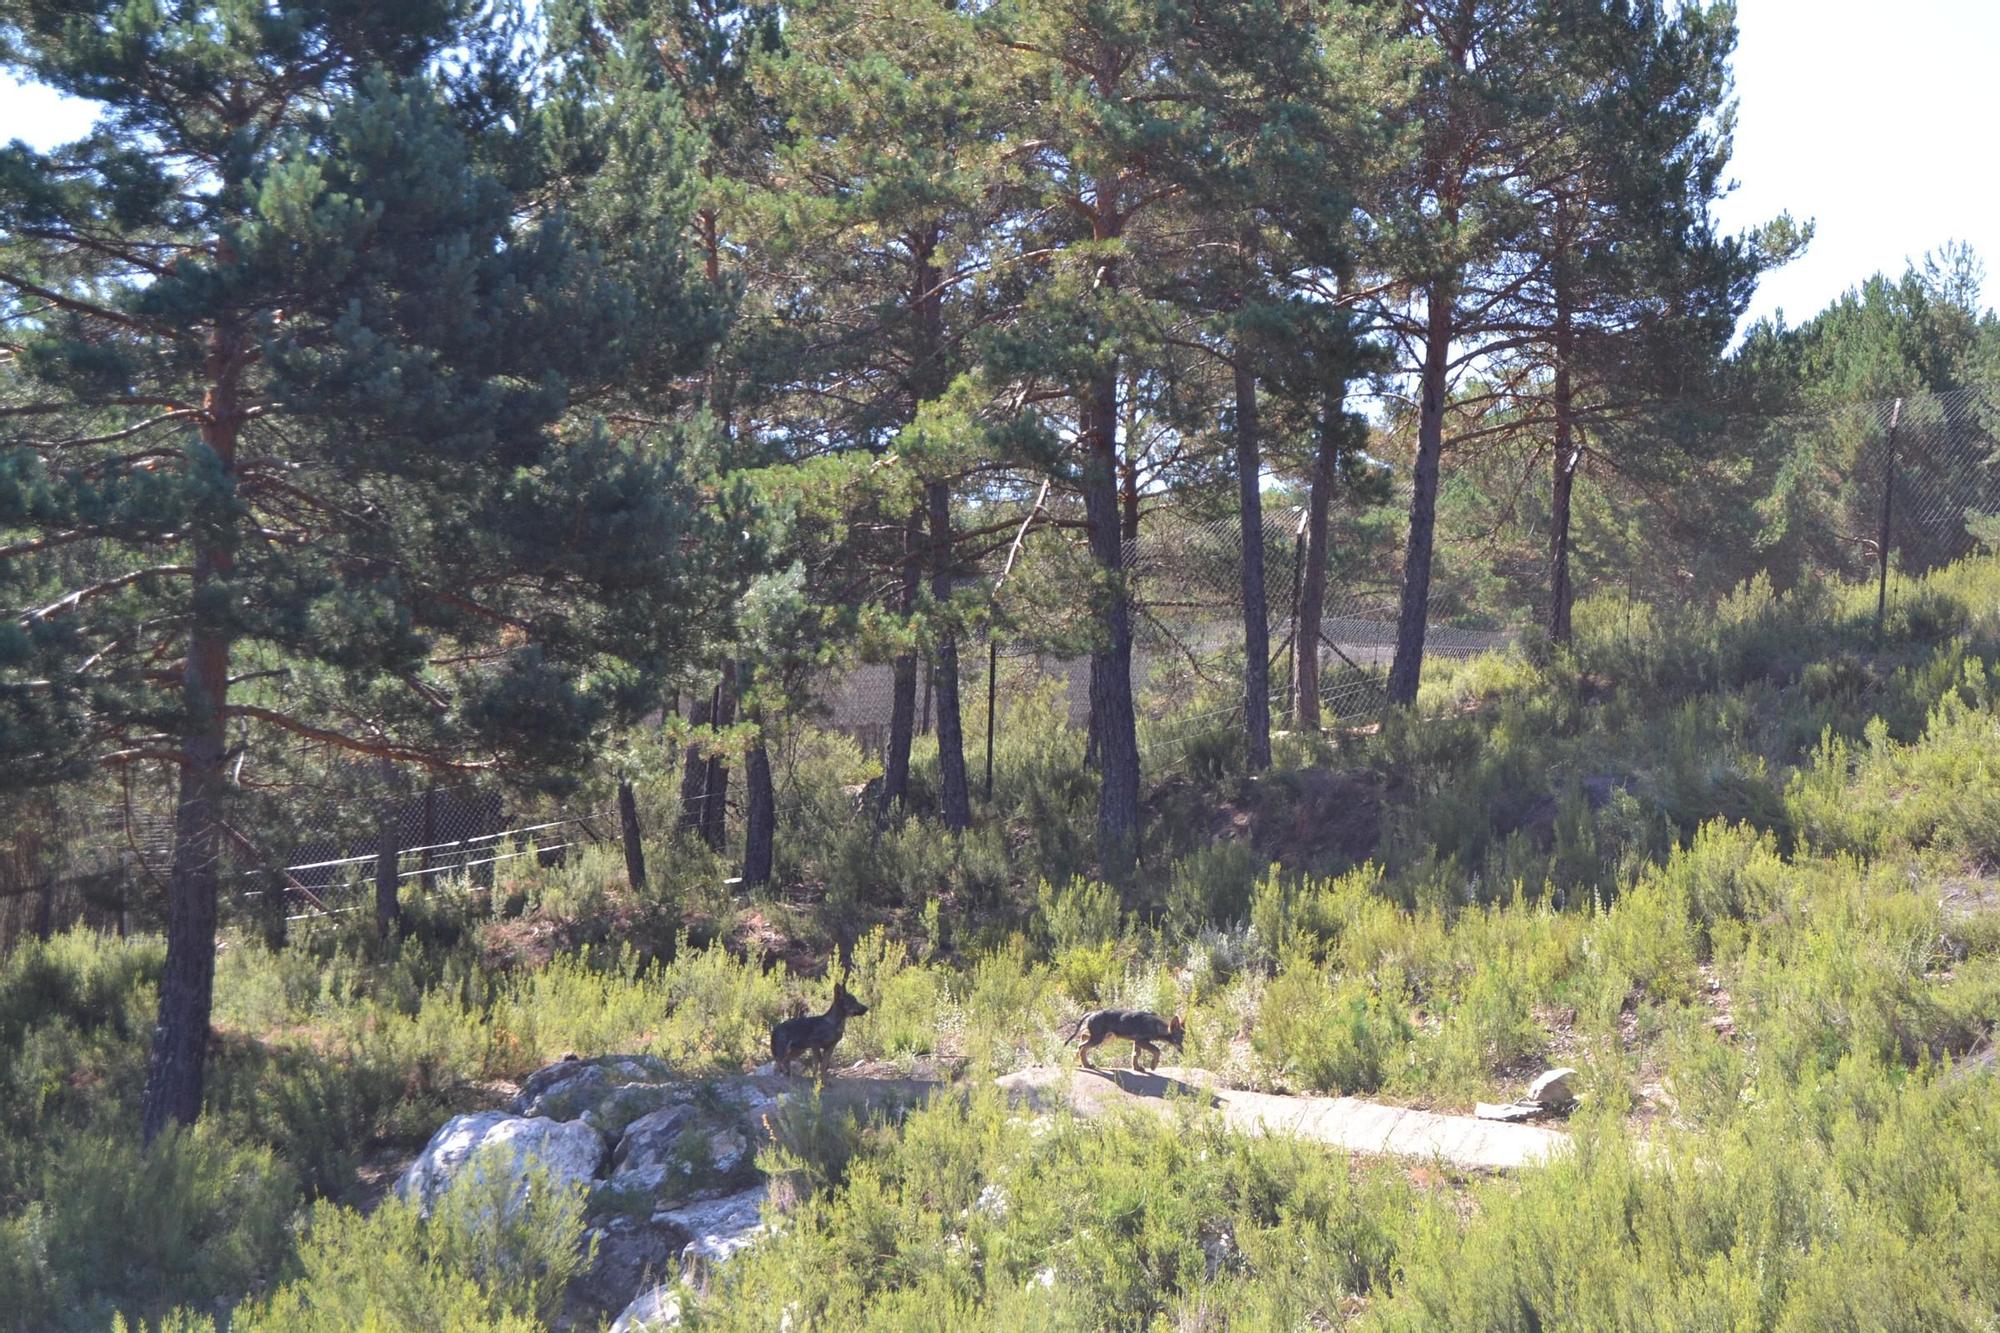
[4,384,1997,943]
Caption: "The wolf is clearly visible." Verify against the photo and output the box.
[770,981,869,1077]
[1058,1008,1185,1071]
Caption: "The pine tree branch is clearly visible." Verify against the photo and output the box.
[19,566,194,623]
[223,704,501,771]
[0,271,184,340]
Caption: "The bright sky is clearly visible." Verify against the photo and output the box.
[4,0,1997,330]
[1715,0,2000,327]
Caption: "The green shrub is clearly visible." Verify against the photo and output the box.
[238,1152,590,1332]
[1165,842,1264,935]
[1,1124,296,1331]
[1035,877,1121,955]
[1251,961,1411,1094]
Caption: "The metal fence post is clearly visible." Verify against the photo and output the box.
[1876,396,1903,640]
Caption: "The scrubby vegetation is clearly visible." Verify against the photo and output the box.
[1,557,1996,1328]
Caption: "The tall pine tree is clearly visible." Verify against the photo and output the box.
[0,0,759,1138]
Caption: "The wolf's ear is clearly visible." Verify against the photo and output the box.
[1171,1015,1185,1032]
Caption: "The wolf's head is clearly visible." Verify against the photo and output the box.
[833,981,870,1019]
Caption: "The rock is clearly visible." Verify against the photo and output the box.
[512,1054,676,1121]
[705,1126,750,1178]
[514,1064,612,1120]
[659,1183,773,1280]
[974,1183,1008,1219]
[576,1214,693,1320]
[615,1104,698,1175]
[397,1111,606,1214]
[610,1283,684,1332]
[589,1083,689,1140]
[1526,1067,1578,1108]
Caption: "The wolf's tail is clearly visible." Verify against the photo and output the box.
[1057,1011,1093,1048]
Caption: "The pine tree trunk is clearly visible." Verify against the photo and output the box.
[879,508,923,820]
[1548,303,1578,645]
[420,784,437,892]
[1085,368,1141,880]
[31,805,55,941]
[742,728,775,886]
[143,322,241,1143]
[1120,449,1141,544]
[928,482,972,829]
[679,690,713,837]
[1294,395,1339,730]
[700,664,735,853]
[1387,285,1454,707]
[618,779,647,892]
[375,779,400,942]
[1235,361,1271,771]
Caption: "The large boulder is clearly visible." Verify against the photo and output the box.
[610,1284,684,1332]
[512,1054,675,1122]
[615,1104,698,1176]
[397,1110,606,1214]
[663,1183,773,1280]
[574,1214,693,1321]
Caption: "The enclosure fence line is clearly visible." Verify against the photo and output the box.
[4,384,1996,946]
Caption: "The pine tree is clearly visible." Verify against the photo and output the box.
[752,0,1012,834]
[1370,0,1555,706]
[0,0,758,1139]
[979,0,1344,873]
[1510,0,1774,642]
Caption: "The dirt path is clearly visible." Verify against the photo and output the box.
[994,1065,1567,1172]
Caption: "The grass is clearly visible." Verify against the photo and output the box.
[4,555,2000,1329]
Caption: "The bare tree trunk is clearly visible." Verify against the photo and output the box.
[1120,450,1141,544]
[879,508,923,819]
[1085,367,1141,880]
[618,780,647,892]
[375,774,400,942]
[700,664,735,853]
[1235,361,1271,771]
[1387,284,1454,707]
[143,321,242,1144]
[419,783,438,893]
[928,481,972,829]
[679,690,713,837]
[1294,395,1340,730]
[742,724,775,885]
[31,804,56,941]
[1548,302,1578,645]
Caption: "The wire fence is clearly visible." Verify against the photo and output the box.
[3,384,1996,949]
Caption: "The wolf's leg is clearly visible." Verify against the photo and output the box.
[1078,1035,1102,1069]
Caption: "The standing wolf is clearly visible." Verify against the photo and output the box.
[770,981,869,1077]
[1059,1008,1185,1071]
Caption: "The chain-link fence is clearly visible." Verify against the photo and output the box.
[5,384,1996,947]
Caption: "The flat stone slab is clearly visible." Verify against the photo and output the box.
[995,1065,1567,1172]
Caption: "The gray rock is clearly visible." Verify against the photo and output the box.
[576,1214,693,1319]
[396,1111,606,1214]
[1527,1067,1578,1108]
[512,1054,677,1120]
[658,1183,773,1279]
[610,1283,684,1332]
[615,1104,698,1176]
[514,1064,612,1120]
[704,1126,750,1178]
[590,1083,687,1140]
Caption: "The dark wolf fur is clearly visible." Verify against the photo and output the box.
[770,981,869,1077]
[1059,1008,1185,1071]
